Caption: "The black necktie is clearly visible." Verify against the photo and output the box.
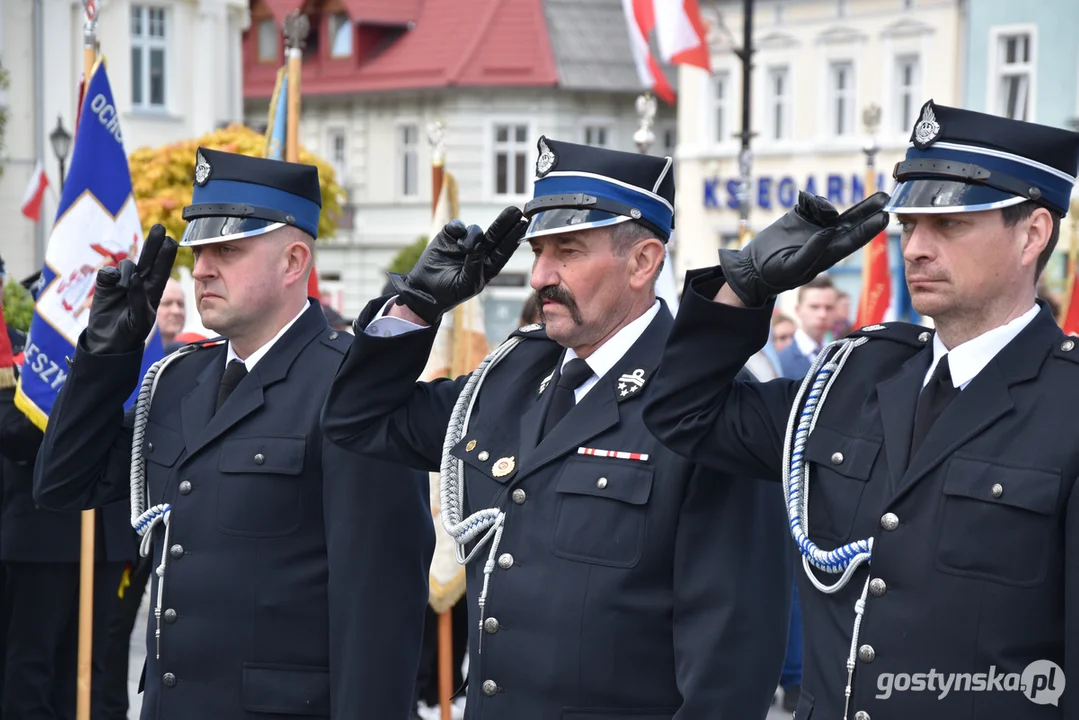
[542,358,594,439]
[910,354,960,458]
[216,360,248,413]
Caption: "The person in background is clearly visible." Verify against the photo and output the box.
[770,313,796,353]
[776,274,838,379]
[157,278,186,348]
[832,290,853,339]
[517,292,542,328]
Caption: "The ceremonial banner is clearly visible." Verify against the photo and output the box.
[854,231,892,329]
[422,170,485,613]
[15,60,163,429]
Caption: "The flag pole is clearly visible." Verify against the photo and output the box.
[428,120,455,720]
[76,5,98,719]
[283,10,307,165]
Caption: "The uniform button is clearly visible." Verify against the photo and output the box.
[859,644,876,663]
[991,483,1003,498]
[855,712,870,720]
[328,331,339,340]
[1062,339,1075,352]
[869,578,887,596]
[482,680,498,696]
[478,451,490,462]
[498,553,514,569]
[918,331,931,343]
[880,513,899,531]
[162,673,177,688]
[164,608,177,623]
[511,489,526,505]
[169,544,184,559]
[484,617,500,634]
[148,442,155,453]
[178,481,192,495]
[830,452,844,465]
[596,477,608,489]
[254,453,265,465]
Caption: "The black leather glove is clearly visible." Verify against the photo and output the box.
[83,224,179,354]
[388,206,527,325]
[718,191,890,307]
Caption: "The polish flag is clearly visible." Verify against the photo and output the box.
[622,0,676,103]
[654,0,712,72]
[20,160,49,223]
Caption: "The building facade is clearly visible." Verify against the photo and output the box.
[243,0,675,344]
[674,0,962,315]
[962,0,1079,296]
[0,0,247,282]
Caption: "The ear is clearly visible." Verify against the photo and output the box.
[1019,206,1053,270]
[282,240,314,289]
[628,237,666,291]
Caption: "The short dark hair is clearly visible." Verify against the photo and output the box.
[1000,201,1061,281]
[796,274,836,304]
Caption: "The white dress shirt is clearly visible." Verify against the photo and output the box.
[793,328,821,361]
[923,304,1039,389]
[225,300,311,370]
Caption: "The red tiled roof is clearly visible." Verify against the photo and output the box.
[245,0,559,98]
[342,0,421,26]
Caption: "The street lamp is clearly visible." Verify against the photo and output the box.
[862,104,882,194]
[49,115,72,191]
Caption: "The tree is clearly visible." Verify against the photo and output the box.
[388,236,428,275]
[128,124,345,271]
[2,281,33,332]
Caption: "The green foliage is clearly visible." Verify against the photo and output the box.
[2,281,34,332]
[388,236,428,275]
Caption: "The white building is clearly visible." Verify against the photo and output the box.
[243,0,675,344]
[0,0,248,281]
[675,0,962,313]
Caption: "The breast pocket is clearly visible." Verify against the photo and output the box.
[802,426,881,545]
[551,457,654,569]
[936,456,1061,587]
[217,436,306,538]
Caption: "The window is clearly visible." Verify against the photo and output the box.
[398,125,418,198]
[327,129,347,184]
[774,3,786,24]
[895,55,920,132]
[131,6,167,109]
[995,32,1033,120]
[493,124,529,196]
[328,12,352,58]
[713,72,730,143]
[662,125,677,155]
[903,0,914,8]
[257,18,278,62]
[838,0,849,17]
[828,61,855,136]
[767,66,791,141]
[583,125,610,148]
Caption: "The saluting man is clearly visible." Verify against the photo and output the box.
[642,101,1079,720]
[33,148,434,720]
[321,137,792,720]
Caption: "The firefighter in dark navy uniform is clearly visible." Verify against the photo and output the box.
[33,148,434,720]
[642,101,1079,720]
[321,137,793,720]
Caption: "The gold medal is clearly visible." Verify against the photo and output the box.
[492,456,516,478]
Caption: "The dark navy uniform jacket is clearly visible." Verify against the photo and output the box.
[1,378,135,564]
[33,302,434,720]
[643,268,1079,720]
[322,295,793,720]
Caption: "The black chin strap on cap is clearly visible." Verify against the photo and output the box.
[523,193,669,240]
[182,203,299,227]
[894,159,1045,204]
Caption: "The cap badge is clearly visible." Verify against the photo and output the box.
[536,137,556,178]
[194,150,212,186]
[913,102,941,149]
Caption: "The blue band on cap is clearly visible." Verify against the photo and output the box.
[531,175,673,236]
[190,179,320,238]
[904,143,1072,215]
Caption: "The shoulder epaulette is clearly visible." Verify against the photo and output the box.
[319,328,351,354]
[847,321,934,348]
[509,323,551,341]
[1051,335,1079,364]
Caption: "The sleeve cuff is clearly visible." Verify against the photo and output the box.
[364,297,427,338]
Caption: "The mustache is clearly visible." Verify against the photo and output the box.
[538,286,583,325]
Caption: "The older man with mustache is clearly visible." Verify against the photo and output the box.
[322,137,792,720]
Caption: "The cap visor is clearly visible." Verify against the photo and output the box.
[180,218,285,247]
[522,209,629,241]
[884,179,1027,214]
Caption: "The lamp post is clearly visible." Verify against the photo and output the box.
[49,115,72,191]
[862,103,881,195]
[633,92,657,155]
